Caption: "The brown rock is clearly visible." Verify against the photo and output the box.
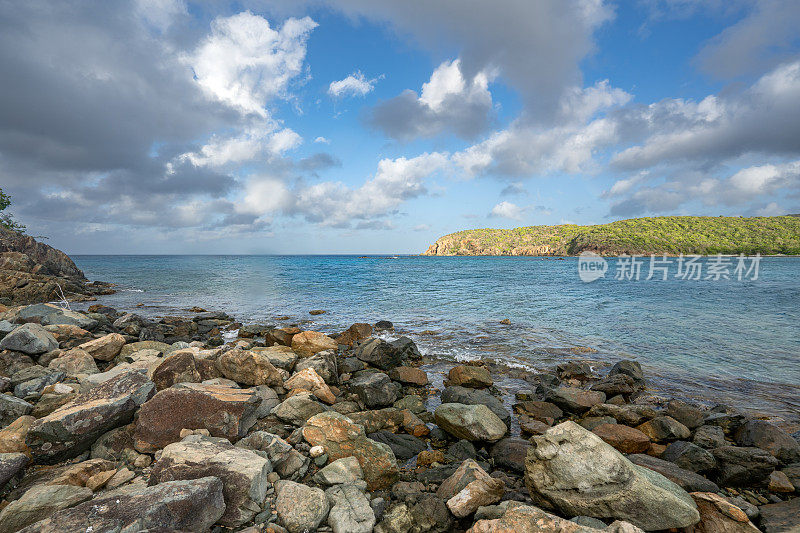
[134,383,261,453]
[43,324,90,343]
[593,423,652,454]
[216,348,284,387]
[265,327,297,347]
[302,411,399,490]
[689,492,760,533]
[85,469,117,491]
[514,401,563,425]
[636,416,691,441]
[448,365,493,388]
[388,366,429,386]
[768,470,795,493]
[285,367,335,404]
[417,450,446,467]
[437,459,505,518]
[48,347,99,376]
[468,502,629,533]
[0,415,35,455]
[337,323,373,346]
[77,333,125,361]
[401,409,429,437]
[291,330,337,357]
[149,349,203,390]
[49,458,115,487]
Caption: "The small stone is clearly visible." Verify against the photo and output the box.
[636,416,691,441]
[768,470,795,493]
[310,445,325,457]
[85,469,117,491]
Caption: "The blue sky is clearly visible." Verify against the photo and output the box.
[1,0,799,254]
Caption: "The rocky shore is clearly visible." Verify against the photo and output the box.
[0,302,798,533]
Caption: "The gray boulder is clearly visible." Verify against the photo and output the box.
[275,480,329,533]
[435,403,507,442]
[368,430,427,461]
[313,456,363,486]
[712,446,778,486]
[272,392,327,426]
[0,452,28,487]
[0,323,58,355]
[326,483,375,533]
[236,431,310,480]
[350,372,400,408]
[524,421,700,530]
[628,454,720,493]
[734,420,800,464]
[441,385,511,424]
[662,440,716,473]
[0,394,33,426]
[0,484,92,533]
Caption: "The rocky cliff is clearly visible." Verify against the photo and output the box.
[0,227,114,305]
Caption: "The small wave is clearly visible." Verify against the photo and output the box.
[119,288,144,293]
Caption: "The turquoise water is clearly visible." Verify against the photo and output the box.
[72,255,800,422]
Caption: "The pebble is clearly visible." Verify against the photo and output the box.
[309,445,325,457]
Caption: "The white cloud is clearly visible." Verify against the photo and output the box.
[314,136,330,144]
[135,0,187,31]
[328,71,379,98]
[413,224,431,231]
[489,201,525,221]
[185,11,317,117]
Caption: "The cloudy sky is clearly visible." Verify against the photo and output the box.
[1,0,799,254]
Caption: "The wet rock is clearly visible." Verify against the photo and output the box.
[272,392,327,426]
[592,423,652,454]
[628,454,720,493]
[524,421,700,530]
[711,446,778,486]
[662,440,716,473]
[441,386,511,425]
[251,345,297,371]
[0,395,33,426]
[388,366,429,386]
[0,415,35,454]
[350,372,401,408]
[734,420,800,464]
[591,374,642,396]
[0,484,93,533]
[274,480,329,533]
[636,415,691,441]
[448,440,477,462]
[238,324,272,338]
[285,367,335,404]
[609,360,645,385]
[704,412,746,435]
[237,431,310,480]
[0,452,28,487]
[556,361,594,381]
[134,382,260,452]
[689,492,760,533]
[76,333,125,361]
[693,425,727,449]
[543,386,605,414]
[313,456,363,485]
[149,434,271,527]
[435,403,507,442]
[367,431,427,461]
[514,400,563,425]
[18,476,226,532]
[337,323,373,347]
[665,400,706,430]
[490,437,530,473]
[353,338,403,371]
[27,370,155,463]
[758,497,800,533]
[0,323,58,355]
[326,482,375,533]
[438,459,505,518]
[448,365,493,388]
[291,331,337,357]
[265,327,298,347]
[302,412,399,490]
[216,348,284,387]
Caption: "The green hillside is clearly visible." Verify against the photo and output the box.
[422,216,800,256]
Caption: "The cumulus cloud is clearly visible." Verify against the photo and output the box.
[328,71,380,98]
[489,201,525,221]
[369,59,495,141]
[314,136,330,144]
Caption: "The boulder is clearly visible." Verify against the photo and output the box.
[388,366,429,386]
[367,431,427,461]
[216,348,283,387]
[514,400,563,425]
[435,403,507,442]
[543,386,605,414]
[734,420,800,464]
[302,412,399,490]
[350,372,401,408]
[294,350,338,384]
[76,333,125,361]
[693,425,727,449]
[337,323,373,347]
[758,497,800,533]
[0,484,92,533]
[353,338,402,370]
[592,423,651,454]
[711,446,778,486]
[326,482,375,533]
[768,470,795,492]
[665,400,706,430]
[348,408,404,434]
[251,345,297,371]
[48,348,99,377]
[274,480,329,533]
[388,337,421,360]
[0,415,35,454]
[556,361,594,381]
[0,395,33,426]
[590,374,643,396]
[448,365,492,388]
[636,416,691,441]
[689,492,762,533]
[662,440,716,473]
[437,459,505,518]
[628,454,720,492]
[236,431,310,481]
[40,309,97,330]
[441,386,511,425]
[149,435,271,527]
[17,477,226,532]
[524,421,700,530]
[0,323,58,355]
[490,437,530,473]
[26,370,155,463]
[285,367,335,404]
[291,331,337,357]
[468,502,643,533]
[0,452,28,487]
[134,383,260,452]
[13,371,65,400]
[149,350,203,390]
[609,360,645,385]
[272,392,327,426]
[313,456,363,485]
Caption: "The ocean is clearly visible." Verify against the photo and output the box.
[72,255,800,423]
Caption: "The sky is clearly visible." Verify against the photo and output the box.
[1,0,799,254]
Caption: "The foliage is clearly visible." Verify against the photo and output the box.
[0,188,25,232]
[424,216,800,256]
